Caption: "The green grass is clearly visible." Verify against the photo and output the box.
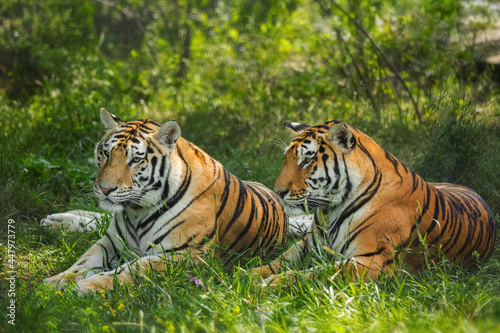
[1,215,500,332]
[1,103,499,332]
[1,103,500,332]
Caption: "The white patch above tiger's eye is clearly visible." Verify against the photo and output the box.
[298,141,318,165]
[284,122,311,135]
[127,142,148,164]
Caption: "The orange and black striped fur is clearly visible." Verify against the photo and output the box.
[251,120,496,281]
[43,109,287,294]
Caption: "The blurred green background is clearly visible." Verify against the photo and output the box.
[1,0,499,222]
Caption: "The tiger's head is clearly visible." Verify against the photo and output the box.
[274,120,364,216]
[94,108,181,212]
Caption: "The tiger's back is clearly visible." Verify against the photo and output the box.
[401,181,495,267]
[343,129,496,271]
[162,137,288,256]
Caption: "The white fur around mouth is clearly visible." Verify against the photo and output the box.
[283,194,332,215]
[98,199,125,213]
[281,199,308,216]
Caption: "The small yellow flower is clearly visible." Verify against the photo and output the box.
[55,290,62,296]
[234,306,240,314]
[44,296,49,300]
[117,303,126,311]
[102,325,110,332]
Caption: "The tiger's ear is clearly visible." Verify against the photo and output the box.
[155,120,181,150]
[100,108,124,130]
[283,122,311,135]
[328,123,356,152]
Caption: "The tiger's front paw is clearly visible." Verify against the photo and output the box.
[41,214,67,229]
[76,274,115,297]
[249,266,274,280]
[249,267,302,287]
[252,270,301,287]
[44,273,71,290]
[44,270,86,290]
[247,268,286,287]
[40,211,100,232]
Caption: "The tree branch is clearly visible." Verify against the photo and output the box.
[329,0,422,120]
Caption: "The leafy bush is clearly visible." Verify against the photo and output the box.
[413,92,500,213]
[0,0,96,99]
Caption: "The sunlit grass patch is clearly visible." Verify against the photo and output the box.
[2,223,499,333]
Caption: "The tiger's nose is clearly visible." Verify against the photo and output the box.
[99,186,117,196]
[275,189,289,199]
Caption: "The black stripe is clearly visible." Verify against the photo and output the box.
[259,189,284,249]
[215,169,232,221]
[99,242,111,269]
[123,213,139,245]
[384,150,403,184]
[145,220,187,252]
[329,165,382,241]
[104,231,123,267]
[246,185,272,250]
[164,147,192,208]
[230,189,257,251]
[150,166,222,239]
[148,156,158,185]
[222,178,248,236]
[358,247,384,257]
[340,154,352,201]
[159,156,166,178]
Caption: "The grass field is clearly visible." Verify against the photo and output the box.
[1,118,500,332]
[2,203,500,332]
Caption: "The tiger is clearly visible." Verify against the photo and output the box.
[251,120,496,283]
[42,108,288,295]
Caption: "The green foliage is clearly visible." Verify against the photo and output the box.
[414,92,500,212]
[0,0,96,99]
